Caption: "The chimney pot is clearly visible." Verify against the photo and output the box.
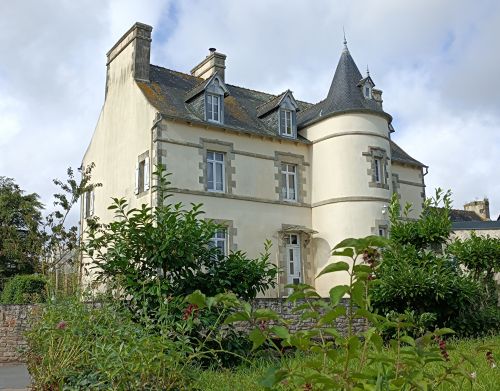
[191,49,227,81]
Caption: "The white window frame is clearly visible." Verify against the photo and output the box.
[374,157,383,184]
[285,234,301,286]
[207,151,225,192]
[206,93,221,123]
[280,109,293,137]
[210,228,227,256]
[135,156,150,195]
[281,163,297,201]
[364,85,372,99]
[83,190,94,218]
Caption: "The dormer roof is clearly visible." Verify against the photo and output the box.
[185,72,229,102]
[256,90,299,118]
[357,75,375,88]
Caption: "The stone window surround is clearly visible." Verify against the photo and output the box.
[206,218,237,252]
[274,152,307,203]
[199,138,236,194]
[371,219,389,237]
[363,146,389,190]
[136,150,150,198]
[277,224,314,297]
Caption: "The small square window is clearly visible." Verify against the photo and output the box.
[378,227,387,237]
[207,151,225,192]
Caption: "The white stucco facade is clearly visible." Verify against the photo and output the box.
[81,22,427,297]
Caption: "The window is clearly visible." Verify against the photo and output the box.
[285,234,301,285]
[206,94,221,123]
[135,155,150,194]
[374,157,382,183]
[210,229,227,256]
[207,151,225,192]
[83,190,94,218]
[281,163,297,201]
[364,85,372,99]
[378,227,387,237]
[280,109,293,136]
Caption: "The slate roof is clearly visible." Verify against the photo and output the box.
[137,65,313,142]
[298,46,392,126]
[256,90,291,118]
[390,140,426,167]
[452,221,500,230]
[137,57,422,168]
[449,209,483,222]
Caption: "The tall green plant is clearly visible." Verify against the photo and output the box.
[222,236,481,390]
[372,189,499,337]
[84,166,277,313]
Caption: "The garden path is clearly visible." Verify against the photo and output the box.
[0,363,31,390]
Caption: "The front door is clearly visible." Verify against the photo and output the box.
[285,234,301,286]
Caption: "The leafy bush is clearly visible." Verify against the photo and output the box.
[219,236,488,390]
[1,274,47,304]
[448,231,500,303]
[84,166,277,313]
[371,189,500,337]
[25,292,245,390]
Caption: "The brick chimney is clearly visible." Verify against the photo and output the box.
[191,48,226,81]
[464,198,490,221]
[105,22,152,96]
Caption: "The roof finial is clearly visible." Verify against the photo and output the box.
[366,64,370,76]
[343,26,348,52]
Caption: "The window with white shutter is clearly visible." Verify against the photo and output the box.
[135,152,150,195]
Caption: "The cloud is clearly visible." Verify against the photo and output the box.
[0,0,499,220]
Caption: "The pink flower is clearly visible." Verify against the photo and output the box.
[56,321,67,330]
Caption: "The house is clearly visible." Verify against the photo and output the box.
[81,22,427,297]
[450,198,500,240]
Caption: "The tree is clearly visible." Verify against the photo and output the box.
[84,166,278,315]
[0,177,43,289]
[371,189,500,337]
[40,164,100,278]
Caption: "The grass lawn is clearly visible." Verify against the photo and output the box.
[193,335,500,390]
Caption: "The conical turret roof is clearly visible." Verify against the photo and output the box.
[298,45,391,127]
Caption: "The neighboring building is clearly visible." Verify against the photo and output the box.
[81,22,427,297]
[450,198,500,240]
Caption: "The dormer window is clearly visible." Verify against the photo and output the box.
[280,109,293,136]
[256,89,299,138]
[364,85,372,99]
[206,93,221,122]
[359,75,375,100]
[185,73,229,125]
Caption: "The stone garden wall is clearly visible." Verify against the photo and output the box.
[0,298,366,363]
[0,305,36,363]
[252,298,368,335]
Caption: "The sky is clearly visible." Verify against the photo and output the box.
[0,0,499,220]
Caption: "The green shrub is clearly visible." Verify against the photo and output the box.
[84,166,277,324]
[220,236,490,390]
[1,274,47,304]
[25,293,245,390]
[371,189,500,337]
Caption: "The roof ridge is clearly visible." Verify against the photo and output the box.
[255,90,287,111]
[150,63,314,107]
